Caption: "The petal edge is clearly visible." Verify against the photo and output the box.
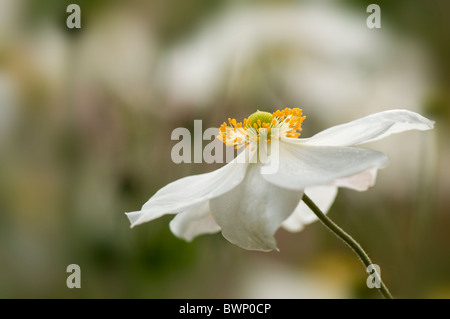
[287,109,434,147]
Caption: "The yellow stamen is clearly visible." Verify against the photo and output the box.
[217,108,306,148]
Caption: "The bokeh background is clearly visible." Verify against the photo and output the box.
[1,0,449,298]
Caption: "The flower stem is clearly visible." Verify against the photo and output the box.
[302,194,393,299]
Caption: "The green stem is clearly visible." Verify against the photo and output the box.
[302,194,393,299]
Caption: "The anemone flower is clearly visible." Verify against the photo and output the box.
[126,108,433,252]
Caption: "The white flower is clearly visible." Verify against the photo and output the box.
[126,109,434,251]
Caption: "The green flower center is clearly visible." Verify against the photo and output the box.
[217,107,305,148]
[247,110,273,128]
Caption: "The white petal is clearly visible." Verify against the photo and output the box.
[169,201,221,241]
[210,164,303,251]
[282,167,379,232]
[282,186,338,232]
[126,151,251,227]
[332,167,378,191]
[262,142,388,191]
[290,109,434,147]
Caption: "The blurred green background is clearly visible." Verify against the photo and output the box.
[0,0,449,298]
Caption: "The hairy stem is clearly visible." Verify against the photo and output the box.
[302,194,393,299]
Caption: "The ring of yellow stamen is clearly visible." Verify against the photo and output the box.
[217,108,306,148]
[272,107,306,139]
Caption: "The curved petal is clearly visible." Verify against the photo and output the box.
[262,142,388,191]
[210,164,303,251]
[282,186,338,232]
[282,167,379,232]
[169,201,221,241]
[126,151,251,227]
[332,167,378,191]
[286,109,434,147]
